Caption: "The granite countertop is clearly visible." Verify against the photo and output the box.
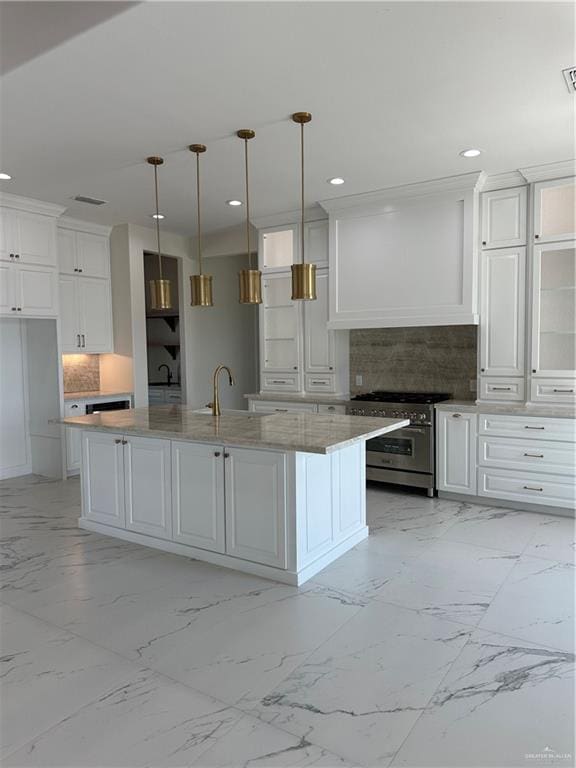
[245,393,352,405]
[64,390,133,402]
[436,401,576,419]
[59,405,409,455]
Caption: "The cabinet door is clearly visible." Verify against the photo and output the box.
[16,265,57,317]
[76,232,110,278]
[481,188,527,249]
[436,411,477,495]
[172,441,225,552]
[304,270,334,373]
[259,225,297,271]
[64,402,84,472]
[533,178,576,243]
[530,242,575,377]
[82,431,125,528]
[305,220,329,265]
[0,263,16,315]
[479,248,525,376]
[78,277,113,353]
[14,212,56,266]
[261,274,301,372]
[224,448,287,568]
[59,275,80,351]
[124,435,172,540]
[57,229,77,274]
[0,209,17,262]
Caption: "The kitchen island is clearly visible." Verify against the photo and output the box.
[61,406,408,584]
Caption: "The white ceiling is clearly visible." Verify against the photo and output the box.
[0,1,574,236]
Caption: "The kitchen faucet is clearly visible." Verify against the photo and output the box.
[158,364,172,386]
[208,365,235,417]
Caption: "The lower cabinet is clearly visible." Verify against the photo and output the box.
[82,432,126,529]
[436,410,477,495]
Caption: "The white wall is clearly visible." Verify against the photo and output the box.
[0,319,31,478]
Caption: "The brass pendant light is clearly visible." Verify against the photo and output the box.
[291,112,316,301]
[189,144,213,307]
[237,129,262,304]
[147,156,172,310]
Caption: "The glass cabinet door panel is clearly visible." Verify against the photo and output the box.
[535,179,576,242]
[261,229,294,269]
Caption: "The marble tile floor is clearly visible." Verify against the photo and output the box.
[0,475,574,767]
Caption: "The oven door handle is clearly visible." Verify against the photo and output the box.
[396,427,427,434]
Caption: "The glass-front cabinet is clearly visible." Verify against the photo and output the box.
[533,177,576,244]
[530,242,576,377]
[259,225,297,271]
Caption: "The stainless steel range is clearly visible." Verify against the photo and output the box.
[346,391,451,496]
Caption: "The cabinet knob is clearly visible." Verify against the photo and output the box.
[11,307,16,312]
[224,452,230,458]
[71,404,79,409]
[74,268,78,272]
[535,234,540,239]
[121,439,128,445]
[532,369,537,373]
[16,307,21,311]
[9,253,14,259]
[15,254,19,259]
[293,366,298,370]
[214,451,221,457]
[78,268,83,273]
[114,439,122,444]
[480,368,485,372]
[482,241,486,246]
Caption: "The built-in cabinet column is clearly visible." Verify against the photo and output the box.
[258,219,348,396]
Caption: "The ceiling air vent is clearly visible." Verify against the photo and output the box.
[562,67,576,94]
[73,194,108,206]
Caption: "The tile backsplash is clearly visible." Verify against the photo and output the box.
[62,354,100,393]
[350,325,478,401]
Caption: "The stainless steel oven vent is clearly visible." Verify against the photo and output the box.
[562,67,576,93]
[73,195,108,205]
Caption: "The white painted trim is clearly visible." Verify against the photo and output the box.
[0,465,32,480]
[58,217,112,236]
[327,313,479,330]
[319,171,485,213]
[480,171,527,192]
[0,192,66,218]
[519,159,576,183]
[252,205,327,230]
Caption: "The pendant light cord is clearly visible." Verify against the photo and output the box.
[300,121,305,266]
[153,163,163,280]
[244,138,252,270]
[196,151,202,275]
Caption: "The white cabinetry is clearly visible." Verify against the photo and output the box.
[57,227,110,278]
[258,219,348,396]
[479,247,526,380]
[436,410,477,495]
[481,187,527,249]
[172,441,225,552]
[1,264,58,317]
[533,177,575,243]
[64,401,84,472]
[59,273,113,353]
[82,431,171,537]
[0,207,57,267]
[225,447,287,568]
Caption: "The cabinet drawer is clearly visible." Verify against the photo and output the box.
[479,377,525,402]
[250,400,317,414]
[260,373,301,392]
[305,374,336,393]
[478,467,575,509]
[479,413,576,442]
[479,436,575,474]
[318,403,346,415]
[530,378,576,405]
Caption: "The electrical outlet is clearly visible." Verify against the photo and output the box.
[355,375,363,386]
[470,379,478,393]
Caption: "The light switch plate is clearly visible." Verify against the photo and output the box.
[355,375,363,386]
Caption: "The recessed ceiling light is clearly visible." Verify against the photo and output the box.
[459,149,482,158]
[328,177,345,185]
[227,199,243,206]
[0,172,12,180]
[150,213,165,220]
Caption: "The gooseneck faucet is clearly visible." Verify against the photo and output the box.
[209,365,235,417]
[158,364,173,386]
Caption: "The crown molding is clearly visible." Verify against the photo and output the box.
[58,216,112,236]
[518,159,576,183]
[251,204,327,230]
[319,171,485,214]
[0,192,67,218]
[479,171,527,192]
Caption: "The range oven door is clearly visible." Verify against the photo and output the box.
[366,425,432,474]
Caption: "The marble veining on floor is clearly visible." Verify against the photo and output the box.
[1,475,574,767]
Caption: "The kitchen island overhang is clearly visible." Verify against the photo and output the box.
[61,406,408,585]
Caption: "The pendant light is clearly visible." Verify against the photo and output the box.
[147,156,172,310]
[237,129,262,304]
[291,112,316,301]
[189,144,213,307]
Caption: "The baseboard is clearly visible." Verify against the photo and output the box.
[438,491,575,518]
[0,465,32,480]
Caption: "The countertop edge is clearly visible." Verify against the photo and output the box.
[435,401,576,419]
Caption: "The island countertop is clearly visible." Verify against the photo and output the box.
[59,405,409,455]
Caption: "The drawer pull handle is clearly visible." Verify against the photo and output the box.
[114,439,122,444]
[71,404,79,409]
[271,380,287,384]
[553,388,574,393]
[524,426,545,430]
[523,485,543,492]
[224,452,230,459]
[311,381,325,385]
[524,453,544,458]
[274,408,288,412]
[491,387,512,391]
[452,413,462,418]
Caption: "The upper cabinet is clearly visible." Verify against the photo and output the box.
[58,224,110,278]
[320,173,483,329]
[533,177,576,244]
[481,187,527,249]
[0,208,57,267]
[260,225,297,271]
